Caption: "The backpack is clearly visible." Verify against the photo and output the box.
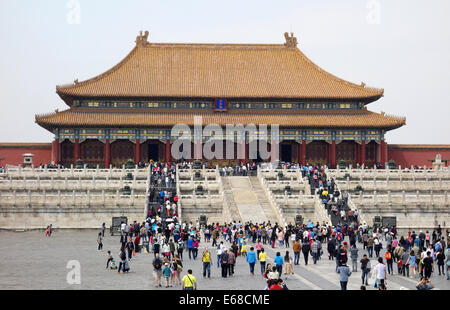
[153,258,162,269]
[385,252,391,260]
[120,251,126,261]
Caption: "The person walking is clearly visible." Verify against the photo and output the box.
[283,251,294,277]
[422,251,434,280]
[445,245,450,280]
[152,253,163,287]
[367,236,374,258]
[221,249,229,278]
[162,263,172,287]
[350,244,359,272]
[311,239,319,264]
[385,249,393,275]
[97,232,103,251]
[301,239,311,265]
[374,257,387,288]
[187,235,194,260]
[192,238,199,260]
[360,254,371,286]
[273,252,284,277]
[106,250,113,269]
[337,262,352,290]
[259,248,267,276]
[181,269,197,290]
[293,239,301,265]
[327,238,336,261]
[126,237,134,261]
[406,250,418,278]
[177,240,184,260]
[436,249,445,276]
[117,247,126,274]
[171,255,182,286]
[227,248,236,276]
[246,247,257,276]
[374,237,382,258]
[202,247,211,278]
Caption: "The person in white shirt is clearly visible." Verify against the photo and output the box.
[374,257,387,287]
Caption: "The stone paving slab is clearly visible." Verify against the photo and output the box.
[0,230,449,290]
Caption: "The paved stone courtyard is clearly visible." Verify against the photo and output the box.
[0,230,449,290]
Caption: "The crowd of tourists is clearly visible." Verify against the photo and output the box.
[91,160,450,290]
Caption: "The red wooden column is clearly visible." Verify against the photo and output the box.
[297,142,302,163]
[134,139,141,164]
[104,139,111,168]
[360,140,366,166]
[381,140,388,165]
[239,138,247,164]
[165,139,171,163]
[330,140,336,168]
[302,140,307,164]
[74,138,80,164]
[52,138,60,165]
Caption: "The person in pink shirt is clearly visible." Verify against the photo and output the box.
[392,237,398,249]
[255,241,263,258]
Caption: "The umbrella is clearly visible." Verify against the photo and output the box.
[307,224,314,229]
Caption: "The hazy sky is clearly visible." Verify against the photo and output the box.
[0,0,449,144]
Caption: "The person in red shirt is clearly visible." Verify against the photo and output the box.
[268,279,283,290]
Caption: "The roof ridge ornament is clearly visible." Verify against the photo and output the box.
[284,32,298,47]
[360,82,366,88]
[135,30,149,46]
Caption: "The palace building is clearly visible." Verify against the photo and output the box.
[35,31,406,167]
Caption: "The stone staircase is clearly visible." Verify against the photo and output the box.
[249,176,279,224]
[221,176,241,223]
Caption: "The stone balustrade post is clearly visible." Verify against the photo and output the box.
[43,190,46,206]
[51,176,54,189]
[102,190,105,206]
[87,190,91,207]
[387,191,391,204]
[445,191,448,204]
[402,190,405,204]
[13,189,16,206]
[28,189,32,206]
[430,190,434,204]
[58,190,61,206]
[71,164,74,177]
[72,190,76,205]
[65,177,68,190]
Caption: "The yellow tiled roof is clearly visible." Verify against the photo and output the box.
[56,35,383,101]
[36,108,405,130]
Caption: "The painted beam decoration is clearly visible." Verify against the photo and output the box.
[54,127,384,143]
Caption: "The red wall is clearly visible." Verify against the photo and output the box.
[0,143,52,167]
[388,145,450,168]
